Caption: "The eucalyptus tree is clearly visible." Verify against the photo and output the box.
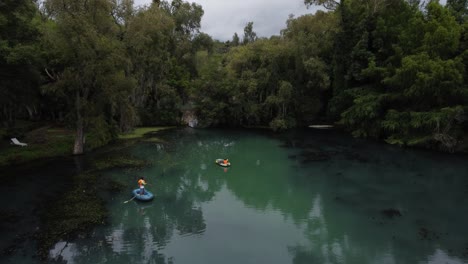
[41,0,136,154]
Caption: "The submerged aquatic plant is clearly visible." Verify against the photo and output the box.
[37,172,107,259]
[92,156,148,171]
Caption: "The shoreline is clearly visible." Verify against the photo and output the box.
[0,126,176,168]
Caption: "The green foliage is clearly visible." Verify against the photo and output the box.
[161,0,203,36]
[333,0,468,152]
[1,0,467,153]
[192,32,214,53]
[209,13,336,129]
[232,32,240,46]
[41,0,137,154]
[124,5,174,113]
[304,0,339,10]
[381,106,466,151]
[191,51,232,126]
[447,0,468,23]
[242,22,257,44]
[0,0,42,124]
[384,53,465,107]
[269,118,288,131]
[339,90,384,138]
[85,116,117,150]
[422,1,461,58]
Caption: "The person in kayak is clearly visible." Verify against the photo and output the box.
[223,158,229,165]
[138,177,147,195]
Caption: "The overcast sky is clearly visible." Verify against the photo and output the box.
[133,0,321,41]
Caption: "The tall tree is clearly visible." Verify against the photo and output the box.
[124,5,175,123]
[0,0,41,124]
[282,11,337,123]
[42,0,135,154]
[232,32,240,46]
[242,22,257,45]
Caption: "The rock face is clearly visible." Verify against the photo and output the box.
[182,110,198,128]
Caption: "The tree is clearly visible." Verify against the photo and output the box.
[242,22,257,44]
[42,0,136,154]
[124,5,174,112]
[282,11,337,124]
[159,0,205,112]
[334,0,468,151]
[304,0,340,10]
[0,0,41,124]
[160,0,203,36]
[446,0,468,23]
[192,32,214,53]
[232,32,240,46]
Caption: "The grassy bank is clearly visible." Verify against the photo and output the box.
[0,126,175,167]
[118,126,175,140]
[0,127,74,167]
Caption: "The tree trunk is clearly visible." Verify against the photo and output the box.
[73,90,84,155]
[73,118,85,155]
[282,103,285,118]
[25,105,33,120]
[8,104,13,122]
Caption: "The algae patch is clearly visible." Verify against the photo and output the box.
[37,172,107,259]
[92,156,148,171]
[37,154,148,260]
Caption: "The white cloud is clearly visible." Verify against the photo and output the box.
[134,0,450,41]
[133,0,321,41]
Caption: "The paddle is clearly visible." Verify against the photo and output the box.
[123,196,136,203]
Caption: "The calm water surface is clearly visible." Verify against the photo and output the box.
[2,128,468,264]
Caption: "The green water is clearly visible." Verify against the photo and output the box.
[2,128,468,264]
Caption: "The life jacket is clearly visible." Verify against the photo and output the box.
[223,159,228,164]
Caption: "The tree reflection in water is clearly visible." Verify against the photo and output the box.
[48,129,468,264]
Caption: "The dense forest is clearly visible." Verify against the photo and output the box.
[1,0,467,154]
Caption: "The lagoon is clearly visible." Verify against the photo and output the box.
[1,128,468,264]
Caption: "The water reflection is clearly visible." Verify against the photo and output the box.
[48,129,468,264]
[49,174,209,263]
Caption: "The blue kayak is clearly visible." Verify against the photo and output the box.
[132,189,154,201]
